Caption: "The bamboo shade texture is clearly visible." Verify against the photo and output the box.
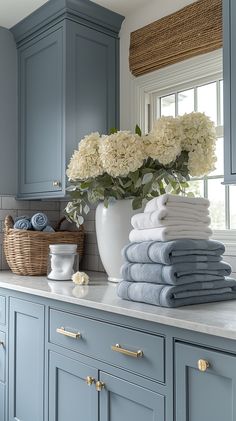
[129,0,222,77]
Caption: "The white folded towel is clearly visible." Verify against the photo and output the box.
[129,226,212,242]
[145,194,210,213]
[131,212,211,230]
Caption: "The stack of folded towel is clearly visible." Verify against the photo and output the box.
[117,194,236,308]
[14,213,55,232]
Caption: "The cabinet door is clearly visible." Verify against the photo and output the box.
[49,351,98,421]
[0,382,5,421]
[9,298,45,421]
[100,372,165,421]
[175,342,236,421]
[66,22,118,164]
[223,0,236,182]
[19,27,64,196]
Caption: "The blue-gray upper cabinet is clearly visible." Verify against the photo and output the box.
[175,342,236,421]
[9,298,45,421]
[18,26,64,197]
[12,0,124,199]
[223,0,236,183]
[100,372,165,421]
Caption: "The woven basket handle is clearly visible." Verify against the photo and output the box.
[54,217,67,231]
[5,215,14,232]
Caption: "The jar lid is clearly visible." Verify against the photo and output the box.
[49,244,77,254]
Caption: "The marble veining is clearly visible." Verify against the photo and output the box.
[1,270,236,340]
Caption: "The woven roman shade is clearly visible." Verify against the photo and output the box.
[129,0,222,77]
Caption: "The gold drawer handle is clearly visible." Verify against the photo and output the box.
[85,376,95,386]
[198,359,210,372]
[56,327,81,339]
[96,381,105,392]
[111,343,143,358]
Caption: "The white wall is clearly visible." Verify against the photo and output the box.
[119,0,198,130]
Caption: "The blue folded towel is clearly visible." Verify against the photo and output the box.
[14,218,32,230]
[122,239,225,265]
[117,277,236,308]
[31,213,48,231]
[43,226,55,232]
[121,261,232,286]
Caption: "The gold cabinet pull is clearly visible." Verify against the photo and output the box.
[56,327,81,339]
[85,376,95,386]
[96,381,105,392]
[0,341,4,347]
[198,359,210,372]
[111,343,143,358]
[52,180,61,187]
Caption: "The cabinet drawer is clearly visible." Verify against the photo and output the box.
[0,331,5,383]
[0,296,6,325]
[49,309,165,383]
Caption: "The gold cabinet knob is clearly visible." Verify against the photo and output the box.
[85,376,95,386]
[52,180,61,187]
[95,381,105,392]
[0,341,4,347]
[198,359,210,372]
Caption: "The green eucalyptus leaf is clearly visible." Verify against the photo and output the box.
[109,127,118,134]
[135,178,142,189]
[135,124,142,137]
[142,173,153,184]
[132,197,143,210]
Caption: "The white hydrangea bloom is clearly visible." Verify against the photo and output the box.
[99,131,145,177]
[66,132,104,180]
[179,112,217,176]
[144,116,182,165]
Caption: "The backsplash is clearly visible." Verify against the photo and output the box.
[0,196,104,273]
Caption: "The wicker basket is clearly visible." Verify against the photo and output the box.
[4,215,85,276]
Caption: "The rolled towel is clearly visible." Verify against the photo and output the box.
[31,212,48,231]
[43,225,55,232]
[121,261,232,285]
[145,194,210,213]
[14,215,31,223]
[129,226,212,242]
[117,277,236,308]
[14,218,32,230]
[122,239,225,265]
[131,212,211,230]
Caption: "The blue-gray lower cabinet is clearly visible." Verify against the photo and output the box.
[0,381,5,421]
[175,342,236,421]
[49,351,98,421]
[9,298,45,421]
[100,372,165,421]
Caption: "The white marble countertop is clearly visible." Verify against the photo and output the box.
[1,270,236,340]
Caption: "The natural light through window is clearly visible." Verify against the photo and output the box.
[150,79,236,231]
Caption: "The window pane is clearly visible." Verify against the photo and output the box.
[209,137,224,176]
[208,178,225,229]
[161,94,175,117]
[197,82,217,124]
[220,80,224,126]
[229,186,236,229]
[177,89,194,115]
[185,179,204,197]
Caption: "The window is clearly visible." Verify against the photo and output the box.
[132,49,236,235]
[152,79,229,231]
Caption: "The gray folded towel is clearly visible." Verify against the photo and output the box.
[31,212,48,231]
[121,261,232,285]
[117,278,236,308]
[14,218,32,230]
[43,225,55,232]
[122,239,225,265]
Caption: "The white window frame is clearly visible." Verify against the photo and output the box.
[130,49,236,255]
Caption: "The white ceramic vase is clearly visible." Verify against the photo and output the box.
[95,199,142,283]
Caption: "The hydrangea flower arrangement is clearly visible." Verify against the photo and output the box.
[66,112,216,225]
